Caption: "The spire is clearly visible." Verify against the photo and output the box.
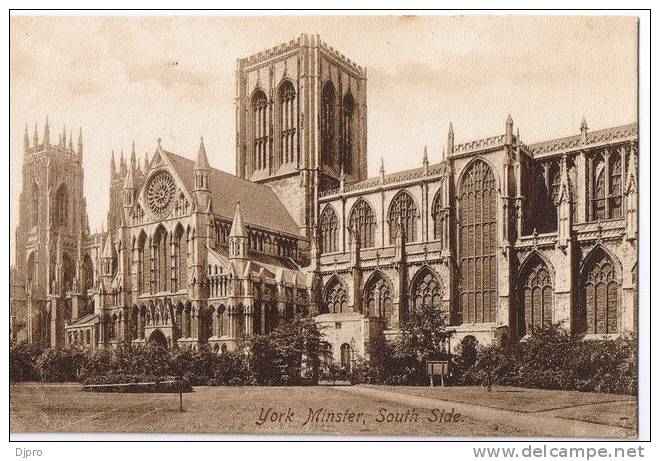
[120,150,127,175]
[379,157,385,183]
[144,151,150,172]
[62,125,66,149]
[68,129,73,152]
[447,122,454,154]
[43,117,50,146]
[23,123,29,152]
[229,201,247,238]
[580,116,589,144]
[130,141,136,169]
[77,127,83,157]
[422,145,429,173]
[194,137,210,170]
[123,160,136,190]
[102,235,114,259]
[110,150,116,176]
[33,123,38,147]
[339,165,346,191]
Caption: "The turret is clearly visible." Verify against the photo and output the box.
[119,150,127,176]
[23,123,29,153]
[193,137,211,210]
[77,128,83,157]
[43,117,50,146]
[580,116,589,144]
[32,123,38,148]
[422,145,429,174]
[447,122,454,155]
[228,201,248,269]
[379,157,385,184]
[505,114,514,144]
[123,158,136,209]
[62,126,67,150]
[110,151,116,177]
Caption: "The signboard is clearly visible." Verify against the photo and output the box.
[426,360,449,387]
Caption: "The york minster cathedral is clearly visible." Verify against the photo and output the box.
[10,34,638,367]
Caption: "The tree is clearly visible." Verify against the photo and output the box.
[393,303,455,384]
[249,315,331,385]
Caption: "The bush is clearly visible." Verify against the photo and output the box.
[35,346,88,382]
[10,341,42,382]
[463,325,637,395]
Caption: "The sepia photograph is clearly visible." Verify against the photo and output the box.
[7,11,647,444]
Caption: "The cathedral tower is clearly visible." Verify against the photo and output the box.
[235,34,368,238]
[14,119,89,347]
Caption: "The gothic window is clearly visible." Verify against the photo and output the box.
[581,249,620,335]
[550,162,561,205]
[81,254,94,293]
[431,190,446,245]
[349,199,376,248]
[323,278,348,314]
[609,153,622,219]
[341,93,355,174]
[153,226,169,293]
[363,273,394,326]
[175,226,188,292]
[30,182,39,228]
[590,150,624,221]
[146,171,176,219]
[321,82,336,167]
[320,206,339,254]
[593,160,607,221]
[138,232,149,294]
[516,255,553,338]
[54,185,68,228]
[251,89,269,172]
[388,191,418,244]
[459,160,497,324]
[411,268,443,313]
[277,80,296,166]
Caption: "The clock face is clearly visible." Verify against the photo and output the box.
[146,171,176,219]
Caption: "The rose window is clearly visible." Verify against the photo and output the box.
[146,171,176,218]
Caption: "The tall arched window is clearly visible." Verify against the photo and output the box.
[323,278,348,314]
[153,226,168,293]
[81,253,94,293]
[581,249,620,334]
[593,159,607,221]
[590,150,624,221]
[54,185,68,228]
[431,190,447,246]
[137,232,149,294]
[411,267,443,312]
[363,273,394,325]
[341,93,355,174]
[516,255,553,338]
[319,206,339,254]
[251,89,269,172]
[175,226,188,292]
[388,191,418,244]
[609,153,622,219]
[30,182,39,228]
[459,160,497,324]
[321,82,336,167]
[349,199,376,248]
[277,80,296,167]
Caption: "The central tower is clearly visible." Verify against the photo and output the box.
[235,33,367,239]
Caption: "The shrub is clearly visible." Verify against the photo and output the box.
[35,346,88,382]
[10,341,42,382]
[209,351,254,385]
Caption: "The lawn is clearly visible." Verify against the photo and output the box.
[10,383,636,437]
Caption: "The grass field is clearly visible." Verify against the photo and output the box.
[10,383,636,437]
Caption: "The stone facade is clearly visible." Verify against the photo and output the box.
[10,35,638,369]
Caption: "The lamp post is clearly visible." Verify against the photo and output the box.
[350,337,356,372]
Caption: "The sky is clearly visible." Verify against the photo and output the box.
[9,14,637,259]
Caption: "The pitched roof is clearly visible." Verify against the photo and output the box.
[163,149,301,237]
[528,123,637,156]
